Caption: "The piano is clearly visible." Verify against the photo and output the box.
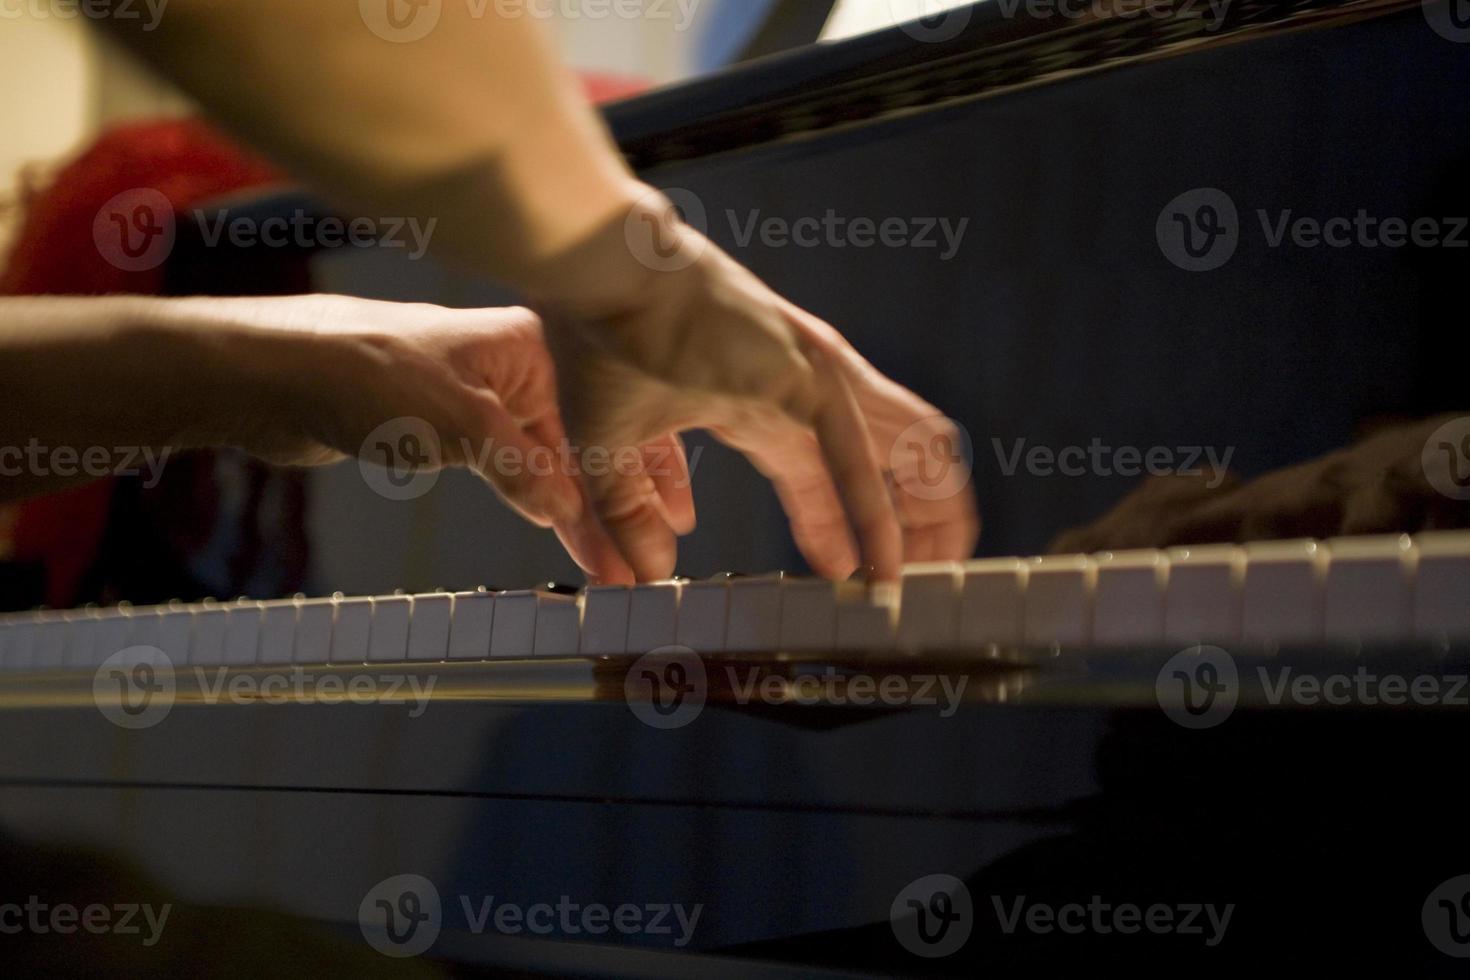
[6,0,1470,973]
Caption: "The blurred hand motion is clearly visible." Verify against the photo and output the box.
[1051,415,1470,554]
[538,196,979,584]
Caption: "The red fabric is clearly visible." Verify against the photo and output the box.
[1,119,283,608]
[2,74,647,608]
[580,72,652,104]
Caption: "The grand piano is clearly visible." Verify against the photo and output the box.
[3,0,1470,973]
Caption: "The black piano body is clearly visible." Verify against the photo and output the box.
[3,1,1470,974]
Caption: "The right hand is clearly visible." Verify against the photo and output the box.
[535,191,980,584]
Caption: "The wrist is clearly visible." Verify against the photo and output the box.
[133,297,328,453]
[520,184,694,319]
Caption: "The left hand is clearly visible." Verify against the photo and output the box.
[1050,415,1470,554]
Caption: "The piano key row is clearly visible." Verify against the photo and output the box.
[0,532,1466,671]
[898,531,1470,650]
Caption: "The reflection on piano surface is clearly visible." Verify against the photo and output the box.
[3,534,1470,973]
[6,0,1470,973]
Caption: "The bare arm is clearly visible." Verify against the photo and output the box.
[93,1,648,310]
[79,6,979,580]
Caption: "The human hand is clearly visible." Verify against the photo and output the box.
[535,192,980,584]
[1050,415,1470,554]
[183,295,585,530]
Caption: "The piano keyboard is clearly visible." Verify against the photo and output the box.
[2,531,1467,672]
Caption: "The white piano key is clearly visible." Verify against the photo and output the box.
[1413,531,1470,640]
[580,586,632,655]
[33,614,69,670]
[490,592,539,659]
[367,595,412,662]
[896,562,964,651]
[958,558,1028,648]
[330,597,373,664]
[257,600,299,665]
[94,608,134,667]
[5,621,36,670]
[835,580,897,651]
[1023,555,1096,647]
[406,593,451,662]
[1092,550,1168,646]
[126,608,162,654]
[156,604,194,665]
[675,579,730,654]
[725,575,786,652]
[1241,539,1326,644]
[62,610,100,669]
[779,579,838,652]
[626,582,682,654]
[533,596,581,656]
[294,598,336,665]
[447,591,495,661]
[1163,545,1243,645]
[1324,534,1416,641]
[191,605,229,666]
[224,601,263,665]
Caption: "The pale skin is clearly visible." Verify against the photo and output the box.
[0,4,982,583]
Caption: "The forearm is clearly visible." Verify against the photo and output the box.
[0,296,314,500]
[92,1,648,305]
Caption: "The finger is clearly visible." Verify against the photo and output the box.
[582,452,679,583]
[806,349,904,581]
[554,508,637,585]
[645,433,697,536]
[463,393,583,529]
[892,486,980,564]
[710,420,861,578]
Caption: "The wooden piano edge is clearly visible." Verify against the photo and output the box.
[2,641,1469,712]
